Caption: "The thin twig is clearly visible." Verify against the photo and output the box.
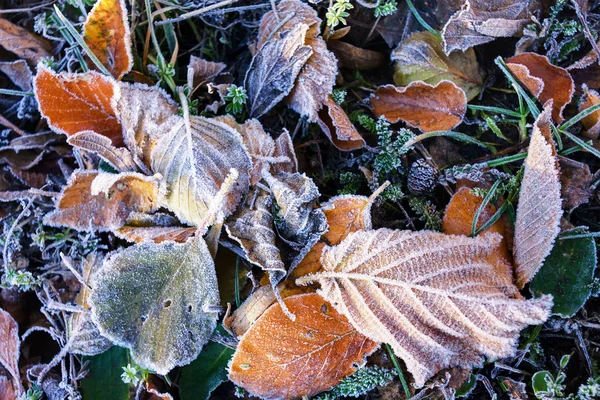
[155,0,238,26]
[0,114,28,136]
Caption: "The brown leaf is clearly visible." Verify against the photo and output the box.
[229,293,378,399]
[442,0,540,54]
[513,105,562,288]
[83,0,133,79]
[272,131,298,174]
[297,229,552,388]
[372,81,467,132]
[0,60,33,91]
[578,85,600,139]
[317,96,365,151]
[33,65,123,146]
[327,40,386,70]
[506,53,574,123]
[0,307,22,396]
[187,55,226,90]
[567,43,600,91]
[68,131,137,172]
[0,375,16,400]
[44,170,159,232]
[392,31,485,101]
[244,24,313,118]
[115,225,196,244]
[559,156,592,212]
[0,18,52,65]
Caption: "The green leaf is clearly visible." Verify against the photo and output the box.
[530,228,597,317]
[532,371,552,396]
[179,341,234,400]
[80,346,130,400]
[456,374,477,398]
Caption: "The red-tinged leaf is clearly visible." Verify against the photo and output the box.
[33,65,122,146]
[317,96,365,151]
[372,81,467,132]
[0,307,22,397]
[578,85,600,139]
[83,0,133,79]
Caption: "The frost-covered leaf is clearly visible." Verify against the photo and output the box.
[68,131,137,172]
[392,31,485,101]
[0,307,22,396]
[328,40,386,71]
[372,81,467,132]
[187,56,226,90]
[530,228,597,317]
[0,60,32,91]
[442,0,540,54]
[244,24,312,118]
[297,228,552,388]
[578,85,600,139]
[33,65,122,145]
[514,105,562,288]
[0,17,52,65]
[150,116,251,232]
[68,253,112,356]
[115,225,196,244]
[506,53,574,122]
[89,237,220,374]
[83,0,133,79]
[229,293,378,400]
[272,130,298,174]
[322,194,374,246]
[317,96,365,151]
[44,170,159,232]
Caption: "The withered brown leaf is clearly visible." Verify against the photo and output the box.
[272,131,298,174]
[513,105,562,288]
[244,24,313,118]
[229,293,378,400]
[506,53,574,123]
[44,171,159,232]
[0,307,22,396]
[187,55,226,90]
[297,229,552,388]
[67,131,138,172]
[578,85,600,139]
[328,40,386,71]
[392,31,485,101]
[0,18,52,65]
[372,81,467,132]
[317,96,365,151]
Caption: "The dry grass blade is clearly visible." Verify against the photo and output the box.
[297,228,552,388]
[513,105,562,288]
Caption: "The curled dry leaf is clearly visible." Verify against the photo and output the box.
[68,131,137,172]
[559,156,592,212]
[257,0,338,122]
[187,55,226,90]
[442,0,540,54]
[83,0,133,79]
[513,105,562,289]
[567,43,600,91]
[89,237,220,374]
[0,18,52,65]
[115,225,196,244]
[44,170,159,232]
[392,31,485,101]
[0,307,23,396]
[506,53,574,123]
[327,40,386,71]
[317,96,365,151]
[244,24,313,118]
[229,293,378,400]
[33,65,122,146]
[578,86,600,139]
[150,116,251,232]
[297,229,553,388]
[372,81,467,132]
[272,131,298,174]
[0,60,33,91]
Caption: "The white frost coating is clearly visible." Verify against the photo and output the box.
[89,237,220,374]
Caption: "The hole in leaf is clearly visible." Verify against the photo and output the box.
[163,299,172,308]
[140,315,147,322]
[187,304,193,312]
[321,304,328,314]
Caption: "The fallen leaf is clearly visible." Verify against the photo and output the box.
[44,170,159,232]
[567,44,600,91]
[0,307,22,396]
[244,24,313,118]
[229,293,378,399]
[327,40,386,70]
[0,60,33,91]
[0,375,16,400]
[297,229,552,388]
[179,341,234,400]
[372,81,467,132]
[0,18,52,65]
[578,85,600,139]
[392,31,485,101]
[79,346,129,400]
[33,65,123,146]
[68,131,137,172]
[83,0,133,79]
[187,55,226,90]
[115,225,196,244]
[272,130,298,174]
[256,0,321,49]
[89,237,220,374]
[506,53,574,123]
[317,96,365,151]
[559,156,592,212]
[513,105,562,288]
[442,0,540,54]
[150,116,251,232]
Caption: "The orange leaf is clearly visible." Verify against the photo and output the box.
[229,293,378,399]
[506,53,574,123]
[372,81,467,132]
[83,0,133,79]
[578,85,600,139]
[44,171,159,232]
[317,96,365,151]
[33,66,122,146]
